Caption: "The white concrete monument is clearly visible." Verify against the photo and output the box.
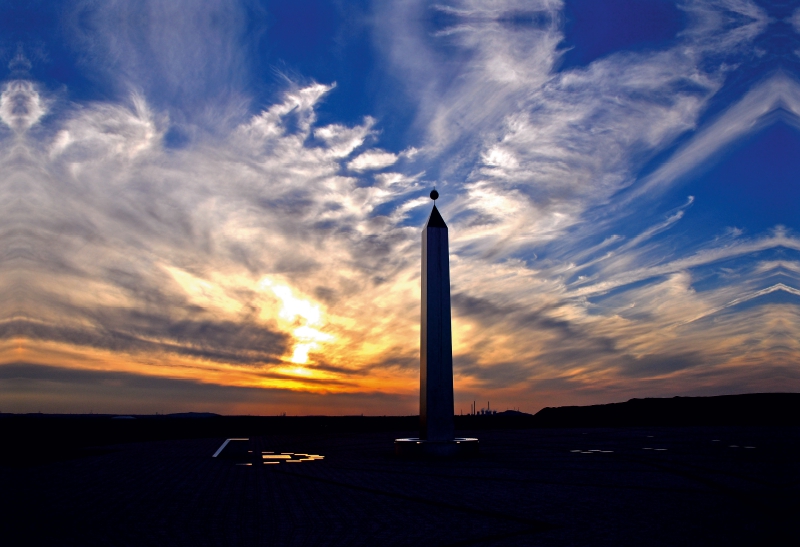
[395,190,478,457]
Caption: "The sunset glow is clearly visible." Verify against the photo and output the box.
[2,0,799,415]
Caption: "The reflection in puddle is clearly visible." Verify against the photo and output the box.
[260,452,325,465]
[213,441,324,466]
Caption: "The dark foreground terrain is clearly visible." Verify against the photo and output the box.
[1,394,799,546]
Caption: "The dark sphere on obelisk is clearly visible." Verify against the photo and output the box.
[430,189,439,201]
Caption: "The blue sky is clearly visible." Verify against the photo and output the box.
[1,0,799,415]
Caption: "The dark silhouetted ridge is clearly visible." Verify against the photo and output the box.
[2,394,797,467]
[426,205,447,228]
[531,393,800,427]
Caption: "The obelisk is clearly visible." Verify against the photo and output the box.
[395,190,478,457]
[420,189,454,441]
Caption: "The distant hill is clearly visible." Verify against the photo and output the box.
[529,393,800,427]
[1,393,797,466]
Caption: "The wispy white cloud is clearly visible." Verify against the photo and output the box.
[791,7,800,30]
[376,0,773,269]
[0,81,48,132]
[347,149,399,171]
[679,0,770,53]
[629,73,800,201]
[375,0,564,159]
[1,78,407,366]
[66,0,260,132]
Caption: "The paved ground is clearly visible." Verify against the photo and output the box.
[2,426,798,546]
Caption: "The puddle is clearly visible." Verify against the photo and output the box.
[260,452,324,464]
[213,440,324,465]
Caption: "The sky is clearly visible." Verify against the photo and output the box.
[1,0,800,415]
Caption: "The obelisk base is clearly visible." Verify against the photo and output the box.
[394,437,479,458]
